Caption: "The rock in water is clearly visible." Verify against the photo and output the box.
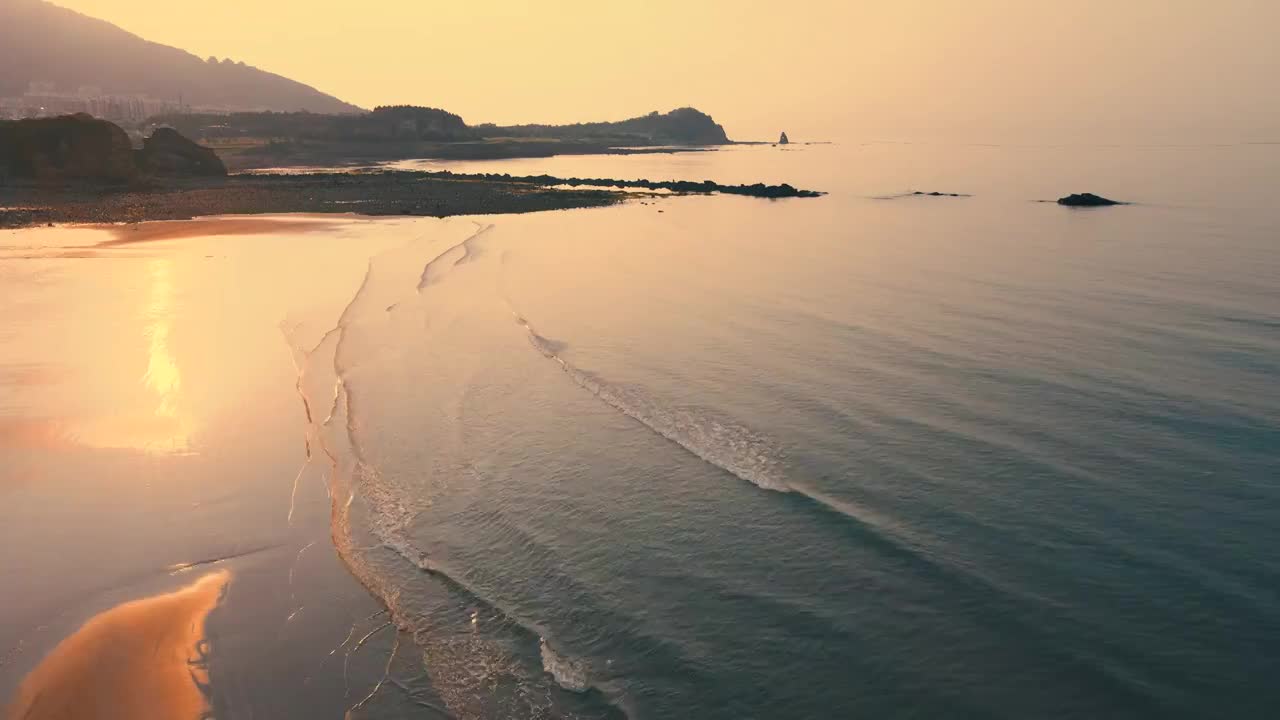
[0,113,136,182]
[137,128,227,177]
[779,131,790,145]
[1057,192,1123,206]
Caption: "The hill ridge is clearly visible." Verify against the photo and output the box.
[0,0,362,116]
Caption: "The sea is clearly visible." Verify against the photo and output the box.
[4,140,1280,719]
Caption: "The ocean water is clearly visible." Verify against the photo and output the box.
[291,142,1280,718]
[7,141,1280,718]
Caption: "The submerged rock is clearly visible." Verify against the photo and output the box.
[137,127,227,177]
[0,113,136,182]
[1057,192,1122,206]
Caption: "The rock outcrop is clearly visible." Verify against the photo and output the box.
[137,127,227,177]
[0,115,227,182]
[0,113,136,182]
[779,132,790,144]
[1057,192,1123,207]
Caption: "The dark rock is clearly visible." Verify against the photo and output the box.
[1057,192,1122,207]
[137,127,227,177]
[0,113,136,182]
[779,132,790,145]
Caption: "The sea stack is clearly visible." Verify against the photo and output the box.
[779,132,790,145]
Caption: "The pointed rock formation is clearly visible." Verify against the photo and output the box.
[779,131,790,145]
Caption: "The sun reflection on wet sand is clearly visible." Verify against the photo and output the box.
[142,259,182,420]
[4,571,230,720]
[73,258,194,454]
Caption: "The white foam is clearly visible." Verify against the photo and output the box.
[517,313,791,493]
[540,637,592,693]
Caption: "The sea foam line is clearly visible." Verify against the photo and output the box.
[283,224,626,716]
[510,310,792,493]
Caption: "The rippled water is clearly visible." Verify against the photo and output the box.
[283,143,1280,718]
[6,141,1279,719]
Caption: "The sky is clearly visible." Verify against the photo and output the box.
[51,0,1280,142]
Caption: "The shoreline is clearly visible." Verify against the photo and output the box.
[0,217,440,718]
[0,172,623,229]
[220,139,721,172]
[0,169,823,229]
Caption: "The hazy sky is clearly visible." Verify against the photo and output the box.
[53,0,1280,141]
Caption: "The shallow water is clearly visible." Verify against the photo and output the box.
[4,142,1280,718]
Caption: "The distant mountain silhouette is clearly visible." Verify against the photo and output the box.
[0,0,361,114]
[478,108,731,145]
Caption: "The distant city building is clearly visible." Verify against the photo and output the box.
[0,81,219,123]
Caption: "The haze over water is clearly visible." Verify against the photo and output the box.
[3,141,1279,718]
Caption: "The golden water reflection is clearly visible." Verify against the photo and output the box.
[4,571,230,720]
[73,258,194,454]
[1,216,396,457]
[141,260,184,422]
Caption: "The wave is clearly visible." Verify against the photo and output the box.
[512,307,939,555]
[283,223,631,718]
[540,637,592,693]
[509,306,949,562]
[512,311,792,493]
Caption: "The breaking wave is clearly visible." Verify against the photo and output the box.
[512,311,792,493]
[284,221,627,719]
[541,637,592,693]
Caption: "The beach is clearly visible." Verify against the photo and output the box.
[3,142,1279,718]
[0,217,439,718]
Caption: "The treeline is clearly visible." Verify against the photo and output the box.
[146,106,731,147]
[476,107,730,145]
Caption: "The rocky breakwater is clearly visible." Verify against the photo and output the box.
[430,170,825,199]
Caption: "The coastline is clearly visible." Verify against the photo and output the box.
[0,168,822,229]
[0,172,623,228]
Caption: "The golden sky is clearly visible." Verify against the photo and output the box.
[52,0,1280,141]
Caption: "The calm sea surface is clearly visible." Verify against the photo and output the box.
[4,142,1279,718]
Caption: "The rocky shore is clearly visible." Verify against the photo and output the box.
[0,172,622,228]
[1,170,824,228]
[2,114,824,228]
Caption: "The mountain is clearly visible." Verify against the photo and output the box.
[477,107,732,145]
[0,0,361,114]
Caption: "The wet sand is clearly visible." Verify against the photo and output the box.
[5,571,229,720]
[99,216,346,245]
[0,218,440,718]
